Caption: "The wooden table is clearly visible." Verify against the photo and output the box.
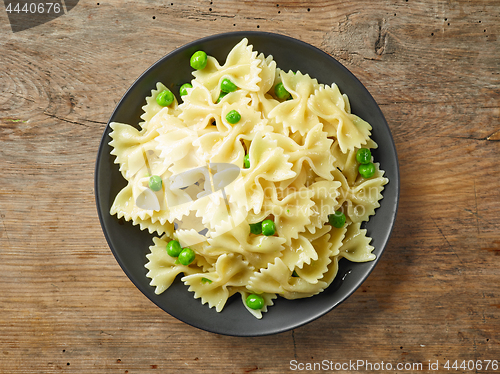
[1,1,498,372]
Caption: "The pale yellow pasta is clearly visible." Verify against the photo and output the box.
[140,82,180,127]
[268,71,321,136]
[248,257,328,300]
[145,236,203,294]
[293,229,333,284]
[239,290,277,319]
[182,253,254,312]
[192,38,262,102]
[109,38,388,319]
[309,85,372,153]
[338,222,376,262]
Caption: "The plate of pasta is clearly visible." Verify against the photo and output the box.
[95,31,399,336]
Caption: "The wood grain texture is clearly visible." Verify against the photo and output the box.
[0,0,498,373]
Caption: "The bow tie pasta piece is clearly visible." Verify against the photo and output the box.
[109,120,164,180]
[267,124,336,188]
[239,290,277,319]
[145,236,204,294]
[110,186,175,237]
[139,82,180,128]
[293,226,335,284]
[331,162,388,224]
[155,126,207,176]
[346,164,388,223]
[205,220,286,269]
[330,167,350,205]
[110,180,191,229]
[281,232,321,272]
[331,139,378,185]
[134,215,174,236]
[334,145,360,186]
[280,224,332,275]
[178,81,222,130]
[248,257,328,300]
[289,124,335,181]
[195,102,273,166]
[268,71,321,136]
[108,37,388,319]
[308,85,372,153]
[192,38,262,103]
[259,184,316,245]
[182,187,247,237]
[177,81,252,132]
[181,253,254,312]
[300,225,347,289]
[240,133,296,214]
[249,53,280,118]
[256,53,277,94]
[304,181,342,234]
[338,222,376,262]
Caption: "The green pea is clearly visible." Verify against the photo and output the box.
[190,51,208,70]
[328,211,346,228]
[180,83,192,96]
[156,89,174,107]
[149,175,163,191]
[246,293,265,310]
[244,154,250,169]
[166,240,182,257]
[274,82,290,100]
[201,277,213,284]
[178,248,196,266]
[261,219,276,236]
[249,222,262,235]
[356,148,372,164]
[359,162,376,179]
[226,109,241,124]
[216,91,228,103]
[220,78,237,93]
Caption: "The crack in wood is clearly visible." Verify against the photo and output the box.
[431,217,463,265]
[291,330,297,360]
[13,94,36,103]
[430,134,500,141]
[42,112,99,128]
[486,129,500,141]
[84,118,108,125]
[375,20,387,55]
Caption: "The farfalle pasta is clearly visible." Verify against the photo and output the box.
[109,38,388,318]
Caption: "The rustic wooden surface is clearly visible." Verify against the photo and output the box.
[1,0,499,373]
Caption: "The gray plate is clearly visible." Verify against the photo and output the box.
[95,31,399,336]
